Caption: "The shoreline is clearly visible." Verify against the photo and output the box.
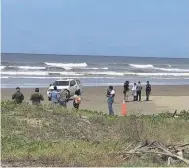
[1,83,189,89]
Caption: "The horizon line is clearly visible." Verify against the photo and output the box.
[1,52,188,59]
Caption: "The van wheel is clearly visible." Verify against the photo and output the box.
[77,89,81,95]
[48,97,51,101]
[65,90,70,98]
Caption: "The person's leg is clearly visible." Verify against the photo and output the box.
[136,91,139,101]
[108,102,114,115]
[124,93,126,102]
[146,92,149,101]
[126,92,129,102]
[139,91,141,101]
[147,92,150,101]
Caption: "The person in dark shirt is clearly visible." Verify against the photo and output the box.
[12,87,24,104]
[137,81,142,101]
[30,88,44,105]
[146,81,151,101]
[123,81,130,102]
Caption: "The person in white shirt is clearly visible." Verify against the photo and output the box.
[106,86,115,115]
[132,83,137,101]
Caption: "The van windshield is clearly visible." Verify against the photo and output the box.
[53,81,69,86]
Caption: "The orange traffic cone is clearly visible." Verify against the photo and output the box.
[121,100,127,116]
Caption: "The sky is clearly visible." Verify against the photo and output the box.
[2,0,189,58]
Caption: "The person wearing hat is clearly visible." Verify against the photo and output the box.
[137,81,142,101]
[145,81,151,101]
[30,88,44,105]
[12,87,24,104]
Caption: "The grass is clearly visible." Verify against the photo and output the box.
[1,100,189,167]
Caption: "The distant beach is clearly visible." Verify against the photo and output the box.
[1,85,189,114]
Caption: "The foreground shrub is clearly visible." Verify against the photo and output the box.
[1,101,189,167]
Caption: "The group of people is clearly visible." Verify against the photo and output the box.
[11,81,151,116]
[106,81,152,115]
[123,81,151,102]
[12,86,81,110]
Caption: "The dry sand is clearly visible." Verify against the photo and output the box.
[1,85,189,115]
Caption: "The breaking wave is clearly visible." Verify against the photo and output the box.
[1,71,83,76]
[0,66,5,70]
[44,62,88,70]
[129,64,189,72]
[129,64,154,69]
[2,71,189,77]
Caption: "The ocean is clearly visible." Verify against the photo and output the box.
[1,53,189,88]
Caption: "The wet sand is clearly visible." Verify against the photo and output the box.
[1,85,189,115]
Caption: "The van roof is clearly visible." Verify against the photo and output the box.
[55,79,75,81]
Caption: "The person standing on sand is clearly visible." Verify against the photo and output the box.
[137,81,142,101]
[50,86,60,104]
[123,81,130,102]
[73,90,81,110]
[12,87,24,104]
[132,83,137,101]
[59,89,70,108]
[30,88,44,105]
[106,86,115,115]
[146,81,151,101]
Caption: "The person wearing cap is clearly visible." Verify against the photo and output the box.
[30,88,44,105]
[12,87,24,104]
[50,86,60,104]
[145,81,151,101]
[137,81,142,101]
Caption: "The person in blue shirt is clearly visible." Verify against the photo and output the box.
[106,86,115,115]
[50,86,60,104]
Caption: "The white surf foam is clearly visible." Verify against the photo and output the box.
[0,66,5,70]
[154,67,189,72]
[17,66,46,70]
[44,62,88,70]
[129,63,189,72]
[1,76,115,79]
[85,71,125,76]
[125,72,189,77]
[129,64,154,68]
[1,70,189,77]
[1,71,82,76]
[80,67,108,70]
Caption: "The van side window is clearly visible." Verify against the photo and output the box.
[76,80,81,84]
[70,80,76,86]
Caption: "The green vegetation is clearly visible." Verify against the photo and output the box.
[1,100,189,167]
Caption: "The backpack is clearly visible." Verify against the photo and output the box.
[146,84,151,92]
[124,81,129,91]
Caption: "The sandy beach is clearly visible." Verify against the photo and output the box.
[1,85,189,115]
